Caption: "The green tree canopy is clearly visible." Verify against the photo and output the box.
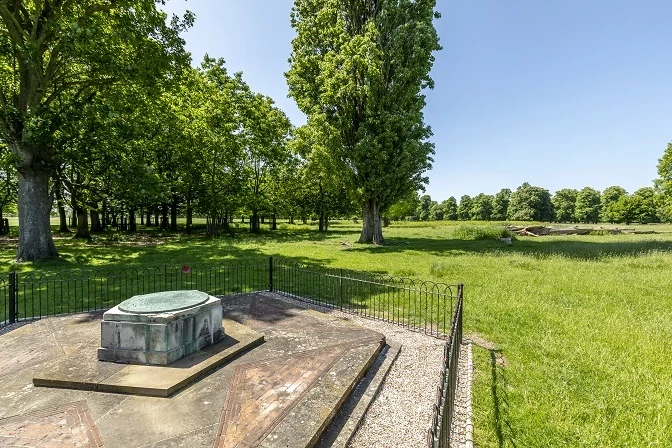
[287,0,441,244]
[574,187,601,223]
[457,195,472,221]
[552,188,578,223]
[600,186,628,223]
[507,183,553,221]
[442,197,458,221]
[491,188,511,221]
[470,193,493,221]
[0,0,191,260]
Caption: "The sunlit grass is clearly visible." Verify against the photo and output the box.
[2,219,672,445]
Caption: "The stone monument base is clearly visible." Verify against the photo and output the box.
[98,290,223,365]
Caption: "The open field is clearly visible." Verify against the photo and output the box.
[2,220,672,446]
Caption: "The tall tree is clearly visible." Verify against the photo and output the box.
[552,188,578,223]
[655,142,672,220]
[507,183,554,222]
[442,197,458,220]
[491,188,511,221]
[457,195,472,221]
[287,0,441,244]
[600,186,627,223]
[470,193,493,221]
[574,187,601,223]
[428,201,444,220]
[0,1,191,260]
[416,194,433,221]
[630,187,658,223]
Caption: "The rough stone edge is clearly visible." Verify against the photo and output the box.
[317,341,402,448]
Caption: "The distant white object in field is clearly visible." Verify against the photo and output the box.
[500,237,512,244]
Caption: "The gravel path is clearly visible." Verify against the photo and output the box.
[0,320,31,336]
[265,292,474,448]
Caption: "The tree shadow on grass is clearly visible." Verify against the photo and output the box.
[342,236,672,261]
[472,340,517,448]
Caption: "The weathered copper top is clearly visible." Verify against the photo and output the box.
[118,290,209,314]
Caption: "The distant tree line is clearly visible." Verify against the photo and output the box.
[387,182,670,225]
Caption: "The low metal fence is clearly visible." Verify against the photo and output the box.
[1,256,465,445]
[271,258,459,338]
[428,284,464,448]
[0,260,268,325]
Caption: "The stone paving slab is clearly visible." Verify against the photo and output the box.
[0,293,389,448]
[33,319,264,397]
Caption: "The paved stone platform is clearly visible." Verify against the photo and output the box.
[34,318,263,397]
[0,293,388,448]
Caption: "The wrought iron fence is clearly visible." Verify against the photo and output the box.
[428,284,464,448]
[1,257,465,445]
[271,258,459,338]
[0,260,268,325]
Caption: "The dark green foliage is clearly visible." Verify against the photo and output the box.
[457,195,472,220]
[491,188,511,221]
[442,197,458,220]
[470,193,493,221]
[600,186,628,223]
[507,183,554,221]
[287,0,441,244]
[574,187,601,223]
[552,188,578,222]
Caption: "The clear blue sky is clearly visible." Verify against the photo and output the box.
[161,0,672,202]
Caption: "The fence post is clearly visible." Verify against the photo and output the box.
[269,257,274,292]
[339,269,343,311]
[9,271,17,324]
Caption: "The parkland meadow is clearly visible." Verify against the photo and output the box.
[1,220,671,447]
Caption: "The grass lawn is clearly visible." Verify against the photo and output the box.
[1,219,671,446]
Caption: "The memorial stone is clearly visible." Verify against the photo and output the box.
[98,290,223,365]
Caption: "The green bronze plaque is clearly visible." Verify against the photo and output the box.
[118,290,210,314]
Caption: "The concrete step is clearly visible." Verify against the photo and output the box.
[316,341,402,448]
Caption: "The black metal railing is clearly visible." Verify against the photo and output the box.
[0,260,268,325]
[1,257,465,444]
[428,284,464,448]
[271,258,458,338]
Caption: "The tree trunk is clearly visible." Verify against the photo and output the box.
[54,186,70,233]
[319,213,325,232]
[186,193,193,234]
[90,204,103,232]
[250,211,260,233]
[15,167,59,260]
[74,206,90,239]
[129,209,137,232]
[271,213,277,230]
[170,193,179,231]
[289,216,294,224]
[101,199,108,230]
[71,208,77,228]
[359,198,384,244]
[161,203,168,229]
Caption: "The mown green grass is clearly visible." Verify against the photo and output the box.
[2,219,672,446]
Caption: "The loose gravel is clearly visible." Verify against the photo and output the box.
[0,321,32,337]
[263,292,473,448]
